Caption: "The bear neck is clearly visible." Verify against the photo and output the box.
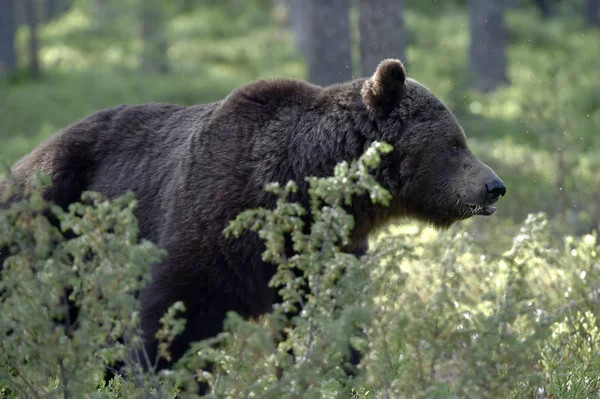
[304,80,409,248]
[206,78,406,248]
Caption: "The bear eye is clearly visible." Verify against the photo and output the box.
[451,145,460,154]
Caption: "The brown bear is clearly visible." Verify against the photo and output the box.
[0,59,505,371]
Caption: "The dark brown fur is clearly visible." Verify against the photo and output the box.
[0,59,505,370]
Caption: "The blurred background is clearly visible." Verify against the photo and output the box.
[0,0,599,237]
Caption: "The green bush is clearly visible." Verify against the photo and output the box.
[2,143,600,398]
[0,173,183,398]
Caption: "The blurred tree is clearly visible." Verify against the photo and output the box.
[359,0,407,77]
[506,0,524,7]
[25,0,40,79]
[0,0,16,78]
[468,0,509,92]
[45,0,73,21]
[585,0,600,26]
[533,0,558,18]
[140,0,170,74]
[92,0,110,30]
[179,0,199,12]
[286,0,309,57]
[305,0,353,86]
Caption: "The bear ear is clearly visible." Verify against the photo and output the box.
[361,59,407,113]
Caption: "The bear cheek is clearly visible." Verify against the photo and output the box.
[408,173,454,215]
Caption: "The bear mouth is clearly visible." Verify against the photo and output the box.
[465,204,497,217]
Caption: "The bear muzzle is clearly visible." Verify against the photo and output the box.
[486,178,507,202]
[473,177,506,216]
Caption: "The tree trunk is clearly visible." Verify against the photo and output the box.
[585,0,600,26]
[505,0,524,8]
[305,0,353,86]
[92,0,109,30]
[0,0,17,78]
[46,0,72,21]
[359,0,407,77]
[287,0,309,57]
[26,0,40,79]
[468,0,509,92]
[533,0,558,18]
[140,1,169,74]
[45,0,59,21]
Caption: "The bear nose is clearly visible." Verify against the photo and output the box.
[486,179,506,202]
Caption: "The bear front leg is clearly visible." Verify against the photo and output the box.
[139,282,230,370]
[344,241,369,376]
[135,278,233,395]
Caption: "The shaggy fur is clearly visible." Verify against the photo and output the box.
[0,59,505,369]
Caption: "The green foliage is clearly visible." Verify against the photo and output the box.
[0,173,183,398]
[193,142,393,397]
[538,311,600,398]
[2,143,600,398]
[0,143,395,398]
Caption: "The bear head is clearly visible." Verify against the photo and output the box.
[361,59,506,229]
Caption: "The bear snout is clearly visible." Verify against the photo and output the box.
[485,178,506,204]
